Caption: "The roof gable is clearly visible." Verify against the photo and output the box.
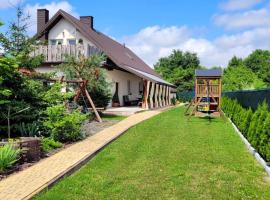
[37,10,162,79]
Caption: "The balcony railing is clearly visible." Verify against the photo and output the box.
[197,84,220,96]
[30,44,102,63]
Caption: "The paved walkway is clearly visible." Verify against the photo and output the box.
[0,109,166,200]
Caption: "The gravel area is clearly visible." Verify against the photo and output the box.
[82,120,120,137]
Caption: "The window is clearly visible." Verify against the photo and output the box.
[50,39,63,45]
[68,39,76,45]
[50,39,56,45]
[127,80,131,95]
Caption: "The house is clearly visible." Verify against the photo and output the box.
[34,9,176,109]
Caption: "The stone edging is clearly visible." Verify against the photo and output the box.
[229,118,270,176]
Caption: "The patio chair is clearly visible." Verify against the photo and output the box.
[123,95,139,106]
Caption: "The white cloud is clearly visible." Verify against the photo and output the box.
[24,1,77,35]
[0,0,21,9]
[214,7,270,30]
[220,0,263,11]
[122,25,270,68]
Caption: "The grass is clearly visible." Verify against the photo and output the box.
[37,107,270,199]
[101,114,127,121]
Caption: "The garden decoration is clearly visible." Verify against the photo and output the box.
[185,69,222,118]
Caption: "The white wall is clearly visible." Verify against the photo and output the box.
[48,18,95,52]
[106,69,143,107]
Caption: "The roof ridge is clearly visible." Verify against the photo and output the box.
[36,9,166,82]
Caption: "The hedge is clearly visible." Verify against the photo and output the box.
[222,96,270,162]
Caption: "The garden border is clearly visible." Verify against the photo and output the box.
[229,118,270,176]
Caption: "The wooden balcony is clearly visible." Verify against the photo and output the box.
[196,84,220,97]
[30,44,102,63]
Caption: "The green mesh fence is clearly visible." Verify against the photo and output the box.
[177,91,194,102]
[223,88,270,110]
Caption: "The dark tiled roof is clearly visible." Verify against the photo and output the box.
[195,69,223,77]
[37,10,165,81]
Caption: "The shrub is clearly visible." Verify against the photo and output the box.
[222,97,270,162]
[43,83,74,106]
[259,114,270,160]
[239,108,253,136]
[44,105,88,142]
[171,97,176,105]
[19,122,40,137]
[247,102,267,147]
[41,137,63,153]
[0,144,20,173]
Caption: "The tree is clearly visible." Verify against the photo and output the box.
[154,50,201,92]
[223,65,266,91]
[244,49,270,85]
[0,5,43,69]
[0,55,48,137]
[227,56,243,69]
[58,54,111,108]
[223,56,266,91]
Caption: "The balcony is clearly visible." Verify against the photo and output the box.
[30,44,102,63]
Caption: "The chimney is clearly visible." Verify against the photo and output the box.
[80,16,94,29]
[37,9,49,40]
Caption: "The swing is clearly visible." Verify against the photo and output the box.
[44,76,103,122]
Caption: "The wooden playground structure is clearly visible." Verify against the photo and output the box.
[185,69,222,118]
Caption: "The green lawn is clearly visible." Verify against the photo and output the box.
[37,107,270,199]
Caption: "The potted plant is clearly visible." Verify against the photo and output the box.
[112,82,120,107]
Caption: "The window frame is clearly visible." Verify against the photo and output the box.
[68,39,76,45]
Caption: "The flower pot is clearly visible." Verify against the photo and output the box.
[112,102,120,107]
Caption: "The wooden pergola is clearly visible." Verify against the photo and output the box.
[141,80,172,109]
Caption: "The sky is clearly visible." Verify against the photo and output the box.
[0,0,270,68]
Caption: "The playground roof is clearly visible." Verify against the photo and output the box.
[195,69,222,77]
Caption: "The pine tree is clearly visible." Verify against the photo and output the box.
[0,5,43,69]
[259,113,270,160]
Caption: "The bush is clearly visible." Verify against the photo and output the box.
[222,97,270,161]
[0,144,20,173]
[171,97,176,105]
[44,105,88,142]
[19,122,40,137]
[41,137,63,153]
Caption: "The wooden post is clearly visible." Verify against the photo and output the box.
[149,82,154,109]
[142,80,150,109]
[154,84,158,108]
[218,78,222,111]
[160,85,164,107]
[168,87,171,105]
[166,86,168,106]
[84,84,102,122]
[158,85,162,107]
[162,85,166,106]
